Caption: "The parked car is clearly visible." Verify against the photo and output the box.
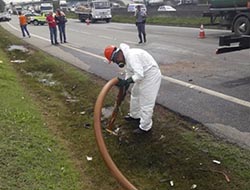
[157,5,176,12]
[0,12,11,22]
[127,3,147,13]
[30,13,48,26]
[24,12,40,24]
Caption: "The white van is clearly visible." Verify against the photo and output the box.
[127,3,147,12]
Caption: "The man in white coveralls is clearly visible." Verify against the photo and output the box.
[104,43,162,134]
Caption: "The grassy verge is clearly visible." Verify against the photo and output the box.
[67,11,215,28]
[0,32,83,190]
[1,25,250,190]
[112,15,211,27]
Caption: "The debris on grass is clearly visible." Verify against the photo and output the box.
[212,170,230,183]
[10,60,26,64]
[159,135,165,140]
[105,128,118,136]
[191,184,197,189]
[212,160,221,165]
[61,167,65,172]
[66,98,79,103]
[169,180,174,187]
[80,111,86,115]
[8,45,28,52]
[38,78,57,86]
[114,128,120,134]
[192,126,199,131]
[84,123,91,129]
[86,156,93,161]
[199,168,230,183]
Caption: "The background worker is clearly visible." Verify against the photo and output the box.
[18,11,30,38]
[46,11,58,45]
[104,43,162,134]
[55,9,67,43]
[135,5,147,44]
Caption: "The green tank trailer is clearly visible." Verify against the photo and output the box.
[204,0,250,35]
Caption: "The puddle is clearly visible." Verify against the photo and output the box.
[102,106,114,118]
[38,78,57,86]
[8,45,29,52]
[22,70,58,86]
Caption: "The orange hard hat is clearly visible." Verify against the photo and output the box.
[104,45,116,63]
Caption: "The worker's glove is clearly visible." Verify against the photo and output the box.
[116,77,134,88]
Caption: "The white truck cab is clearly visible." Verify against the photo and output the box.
[59,0,68,12]
[40,3,53,14]
[75,0,112,23]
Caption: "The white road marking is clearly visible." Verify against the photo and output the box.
[8,22,51,42]
[63,44,105,60]
[7,22,250,109]
[162,75,250,108]
[124,40,137,44]
[98,35,113,39]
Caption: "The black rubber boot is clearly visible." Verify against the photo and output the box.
[143,33,146,43]
[138,34,142,44]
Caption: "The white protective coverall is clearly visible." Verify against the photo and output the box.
[119,43,162,131]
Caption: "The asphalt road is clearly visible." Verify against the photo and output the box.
[1,16,250,149]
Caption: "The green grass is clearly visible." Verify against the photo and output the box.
[112,15,211,27]
[1,25,250,190]
[67,11,213,28]
[0,37,83,190]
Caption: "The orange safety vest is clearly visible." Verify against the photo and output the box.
[19,15,27,26]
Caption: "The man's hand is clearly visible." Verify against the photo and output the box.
[116,77,134,88]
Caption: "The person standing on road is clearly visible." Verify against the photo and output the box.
[135,5,147,44]
[18,11,30,38]
[104,43,162,134]
[46,11,59,45]
[55,9,67,43]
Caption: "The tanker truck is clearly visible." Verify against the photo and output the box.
[203,0,250,35]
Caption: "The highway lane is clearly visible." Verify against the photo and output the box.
[1,16,250,148]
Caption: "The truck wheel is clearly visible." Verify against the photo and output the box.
[33,20,39,26]
[233,16,250,35]
[106,19,110,23]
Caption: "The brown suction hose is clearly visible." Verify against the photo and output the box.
[94,77,138,190]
